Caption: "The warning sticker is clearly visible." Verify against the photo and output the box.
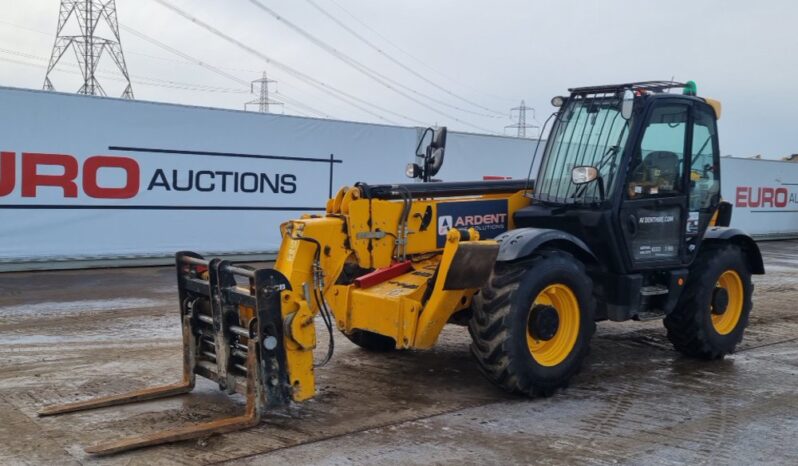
[686,211,699,234]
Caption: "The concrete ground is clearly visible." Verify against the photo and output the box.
[0,241,796,465]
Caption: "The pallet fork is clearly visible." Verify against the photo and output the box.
[38,252,294,456]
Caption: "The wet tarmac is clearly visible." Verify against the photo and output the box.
[0,241,796,465]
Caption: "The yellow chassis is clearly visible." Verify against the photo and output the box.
[275,186,530,401]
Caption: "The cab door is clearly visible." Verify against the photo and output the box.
[684,104,721,259]
[619,101,691,270]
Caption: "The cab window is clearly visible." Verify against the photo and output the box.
[689,106,720,211]
[627,104,688,199]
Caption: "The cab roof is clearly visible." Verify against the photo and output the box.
[568,81,687,95]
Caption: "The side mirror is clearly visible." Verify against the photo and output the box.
[572,166,599,185]
[427,147,445,177]
[411,126,448,181]
[418,126,447,181]
[621,89,634,120]
[431,126,447,150]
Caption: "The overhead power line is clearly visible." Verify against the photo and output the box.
[151,0,426,126]
[0,19,226,72]
[326,0,515,105]
[0,17,325,115]
[304,0,505,117]
[120,25,246,84]
[246,0,499,133]
[0,47,251,94]
[269,89,331,118]
[119,24,330,117]
[0,19,52,36]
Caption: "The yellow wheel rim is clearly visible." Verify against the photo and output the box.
[711,270,744,335]
[526,284,580,367]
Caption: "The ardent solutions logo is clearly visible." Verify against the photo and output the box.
[438,215,453,235]
[435,199,509,247]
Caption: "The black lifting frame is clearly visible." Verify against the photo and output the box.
[38,252,293,456]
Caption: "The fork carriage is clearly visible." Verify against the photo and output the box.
[39,252,293,455]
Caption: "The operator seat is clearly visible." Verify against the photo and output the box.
[628,150,681,197]
[643,150,681,193]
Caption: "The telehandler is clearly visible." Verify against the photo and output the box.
[39,81,764,455]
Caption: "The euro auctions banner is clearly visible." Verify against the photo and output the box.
[0,87,537,267]
[0,147,334,209]
[720,157,798,239]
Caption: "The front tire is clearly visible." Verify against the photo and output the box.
[664,244,753,359]
[469,251,596,397]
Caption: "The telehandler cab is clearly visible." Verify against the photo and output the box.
[40,81,764,455]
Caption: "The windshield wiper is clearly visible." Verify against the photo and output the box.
[691,135,712,168]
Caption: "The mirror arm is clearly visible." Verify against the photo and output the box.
[423,155,430,182]
[415,127,434,158]
[598,176,606,202]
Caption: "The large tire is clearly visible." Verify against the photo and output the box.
[664,243,753,359]
[345,329,396,352]
[469,251,596,397]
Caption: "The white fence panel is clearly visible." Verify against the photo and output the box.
[0,87,536,268]
[4,86,792,271]
[721,157,798,238]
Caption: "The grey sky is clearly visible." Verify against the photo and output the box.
[0,0,795,158]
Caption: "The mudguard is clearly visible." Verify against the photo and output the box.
[702,227,765,274]
[495,228,596,263]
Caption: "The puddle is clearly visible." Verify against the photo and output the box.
[0,298,168,318]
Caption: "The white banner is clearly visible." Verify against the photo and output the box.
[0,87,536,267]
[6,86,790,270]
[720,156,798,238]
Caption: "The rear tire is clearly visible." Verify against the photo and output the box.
[664,244,753,359]
[345,329,396,352]
[469,251,596,397]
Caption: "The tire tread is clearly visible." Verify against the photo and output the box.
[469,252,595,397]
[664,244,753,359]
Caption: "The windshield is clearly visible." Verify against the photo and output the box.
[535,94,630,203]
